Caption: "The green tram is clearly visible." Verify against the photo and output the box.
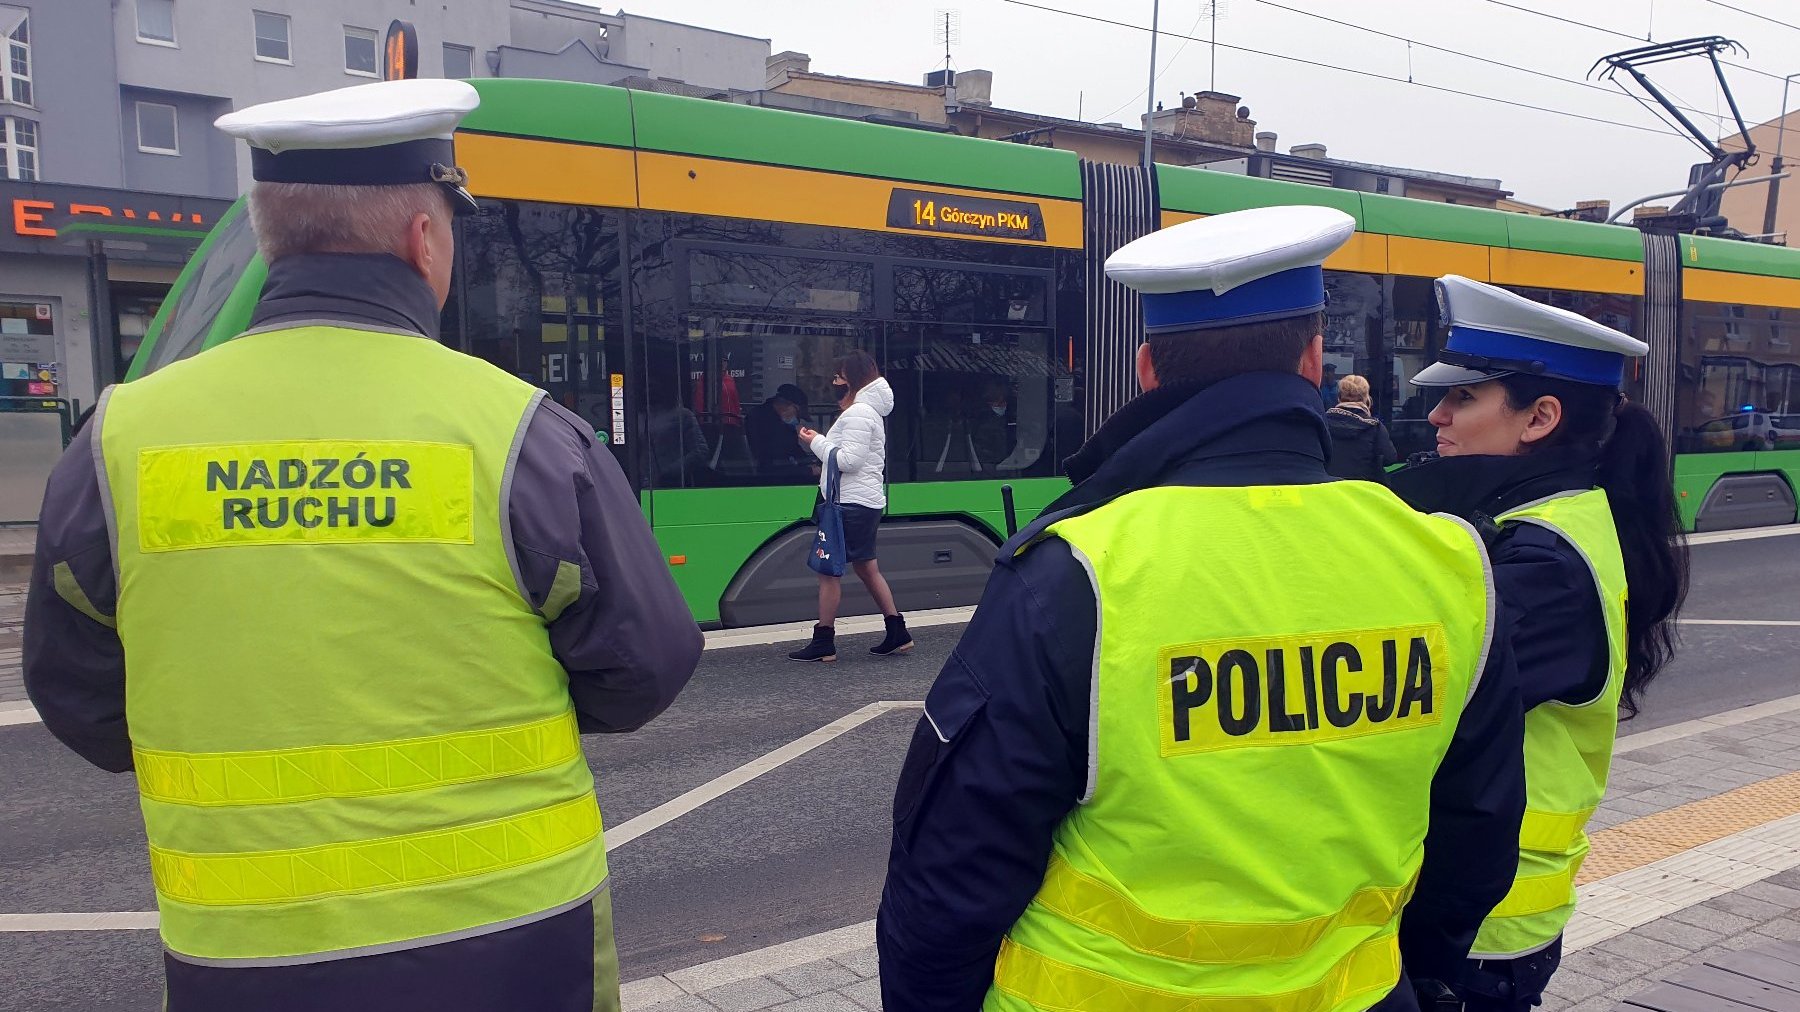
[127,78,1800,626]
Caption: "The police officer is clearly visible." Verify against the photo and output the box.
[22,80,703,1012]
[1387,278,1689,1010]
[876,206,1527,1011]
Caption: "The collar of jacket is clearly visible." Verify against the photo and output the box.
[1007,372,1329,554]
[1385,444,1600,525]
[1327,403,1376,424]
[248,253,442,340]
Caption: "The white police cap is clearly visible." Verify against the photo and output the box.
[1413,275,1648,388]
[1105,205,1356,332]
[215,79,481,215]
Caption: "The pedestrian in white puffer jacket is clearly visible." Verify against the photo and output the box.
[790,351,913,661]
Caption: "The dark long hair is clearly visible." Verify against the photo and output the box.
[835,350,881,395]
[1498,375,1689,717]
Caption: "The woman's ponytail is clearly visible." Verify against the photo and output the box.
[1499,378,1690,718]
[1595,401,1689,717]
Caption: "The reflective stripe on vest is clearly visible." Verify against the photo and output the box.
[993,935,1401,1012]
[985,483,1492,1010]
[136,710,582,806]
[1472,489,1627,959]
[98,325,607,962]
[151,795,600,906]
[1032,853,1417,965]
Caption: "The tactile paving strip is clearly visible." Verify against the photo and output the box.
[1579,770,1800,884]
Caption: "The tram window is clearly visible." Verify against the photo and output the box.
[649,315,875,489]
[893,266,1048,325]
[1321,272,1385,411]
[1677,301,1800,453]
[1386,276,1444,458]
[452,199,623,442]
[688,249,873,315]
[139,206,260,374]
[885,323,1067,483]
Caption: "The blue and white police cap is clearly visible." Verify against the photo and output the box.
[1105,205,1356,333]
[215,79,481,215]
[1412,275,1647,388]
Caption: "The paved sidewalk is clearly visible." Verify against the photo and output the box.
[620,701,1800,1012]
[0,582,24,707]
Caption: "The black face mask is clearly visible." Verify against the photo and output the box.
[831,382,851,400]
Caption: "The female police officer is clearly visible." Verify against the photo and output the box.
[1387,276,1689,1010]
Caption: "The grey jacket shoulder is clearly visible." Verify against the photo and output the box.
[23,423,132,771]
[511,399,704,733]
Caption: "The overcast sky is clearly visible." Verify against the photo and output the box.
[599,0,1800,209]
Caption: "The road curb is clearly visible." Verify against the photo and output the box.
[620,919,874,1008]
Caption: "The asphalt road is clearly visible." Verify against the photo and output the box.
[1,532,1796,1010]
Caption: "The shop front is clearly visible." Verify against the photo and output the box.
[1,180,230,523]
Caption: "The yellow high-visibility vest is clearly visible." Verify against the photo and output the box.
[1473,489,1627,959]
[985,481,1494,1012]
[97,324,606,964]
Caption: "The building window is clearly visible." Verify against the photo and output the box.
[4,12,30,106]
[136,0,177,46]
[253,11,290,63]
[343,26,378,77]
[136,101,179,155]
[1,116,37,180]
[443,43,473,79]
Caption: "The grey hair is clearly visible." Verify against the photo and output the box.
[248,182,450,262]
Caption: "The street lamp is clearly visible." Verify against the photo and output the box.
[1760,73,1800,243]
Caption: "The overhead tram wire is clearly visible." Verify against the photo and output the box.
[994,0,1690,139]
[1699,0,1800,35]
[1093,3,1210,124]
[1237,0,1730,129]
[1468,0,1788,86]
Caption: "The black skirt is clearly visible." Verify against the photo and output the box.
[840,503,882,563]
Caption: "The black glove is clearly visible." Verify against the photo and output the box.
[1412,977,1463,1011]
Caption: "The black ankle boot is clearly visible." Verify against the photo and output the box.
[789,625,836,662]
[870,614,914,656]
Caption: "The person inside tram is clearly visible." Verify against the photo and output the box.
[746,382,816,481]
[1386,276,1688,1012]
[648,364,711,488]
[969,378,1016,470]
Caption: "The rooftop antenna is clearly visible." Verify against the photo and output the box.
[934,9,961,81]
[1201,1,1229,92]
[1592,36,1756,236]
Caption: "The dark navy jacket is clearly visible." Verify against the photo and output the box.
[1385,450,1609,997]
[1386,449,1608,712]
[876,372,1528,1012]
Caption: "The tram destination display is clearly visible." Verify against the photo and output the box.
[886,187,1045,242]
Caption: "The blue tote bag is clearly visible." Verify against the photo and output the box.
[808,449,847,577]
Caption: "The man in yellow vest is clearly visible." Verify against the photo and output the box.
[877,206,1528,1011]
[22,79,703,1012]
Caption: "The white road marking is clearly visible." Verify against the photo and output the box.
[0,703,40,727]
[703,606,975,650]
[1687,524,1800,546]
[0,912,157,932]
[1,700,927,934]
[603,700,922,852]
[1678,619,1800,626]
